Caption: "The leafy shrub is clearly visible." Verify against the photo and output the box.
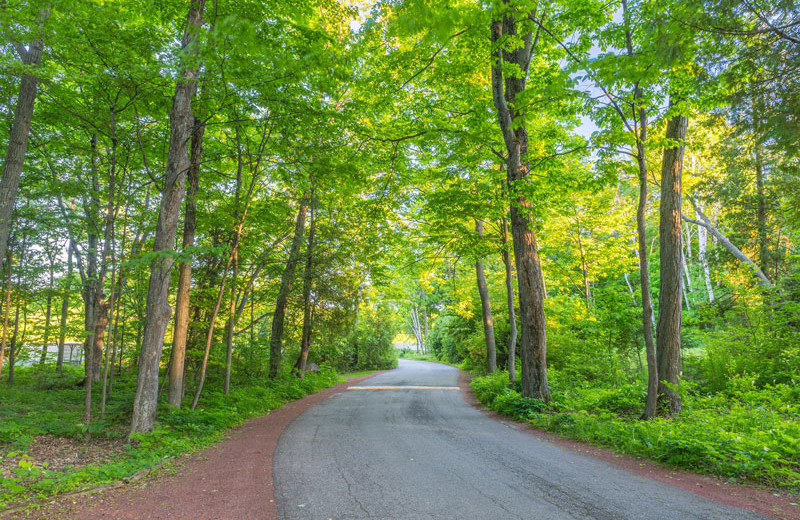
[470,371,800,492]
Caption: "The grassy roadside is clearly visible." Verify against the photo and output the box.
[471,370,800,495]
[340,369,386,378]
[0,365,343,510]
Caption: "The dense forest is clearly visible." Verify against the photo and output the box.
[1,0,798,507]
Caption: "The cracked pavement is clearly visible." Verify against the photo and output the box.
[273,359,768,520]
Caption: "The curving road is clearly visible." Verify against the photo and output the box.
[273,359,767,520]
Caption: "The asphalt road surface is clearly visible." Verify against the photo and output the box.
[274,359,767,520]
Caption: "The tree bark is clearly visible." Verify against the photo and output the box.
[268,199,308,378]
[501,217,517,383]
[57,241,73,371]
[621,0,658,419]
[39,261,54,364]
[131,0,205,434]
[682,250,692,311]
[296,200,316,378]
[696,210,715,302]
[223,249,238,394]
[635,120,658,418]
[7,294,21,384]
[0,252,11,378]
[754,136,769,279]
[490,10,551,401]
[0,9,49,272]
[168,117,204,407]
[656,104,688,416]
[475,220,497,373]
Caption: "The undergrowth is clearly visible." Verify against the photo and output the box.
[0,364,342,509]
[472,370,800,493]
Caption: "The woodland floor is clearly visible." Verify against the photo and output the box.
[1,369,797,520]
[0,435,128,481]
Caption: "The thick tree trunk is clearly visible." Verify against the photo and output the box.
[501,217,517,383]
[168,117,204,407]
[656,106,688,416]
[475,220,497,373]
[490,11,550,401]
[268,199,308,378]
[296,202,316,378]
[0,10,48,270]
[131,0,205,434]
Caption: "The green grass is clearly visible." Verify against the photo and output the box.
[471,370,800,493]
[340,369,384,378]
[0,364,343,510]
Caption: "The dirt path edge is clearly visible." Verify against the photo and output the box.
[3,372,387,520]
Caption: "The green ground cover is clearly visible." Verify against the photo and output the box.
[0,364,342,510]
[471,370,800,494]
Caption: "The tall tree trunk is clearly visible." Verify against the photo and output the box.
[296,200,316,378]
[754,137,769,279]
[39,265,54,364]
[131,0,205,434]
[0,253,11,378]
[268,199,308,379]
[490,10,550,401]
[622,1,658,419]
[191,260,231,409]
[223,250,238,394]
[501,217,517,383]
[223,125,245,394]
[656,103,688,416]
[57,241,74,371]
[0,9,49,270]
[168,117,204,408]
[83,141,98,383]
[636,125,658,418]
[475,220,497,373]
[752,95,770,280]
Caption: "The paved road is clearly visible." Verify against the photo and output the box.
[274,360,767,520]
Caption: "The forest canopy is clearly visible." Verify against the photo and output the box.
[0,0,798,500]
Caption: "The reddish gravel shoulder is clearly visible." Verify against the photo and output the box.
[3,373,384,520]
[457,370,800,520]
